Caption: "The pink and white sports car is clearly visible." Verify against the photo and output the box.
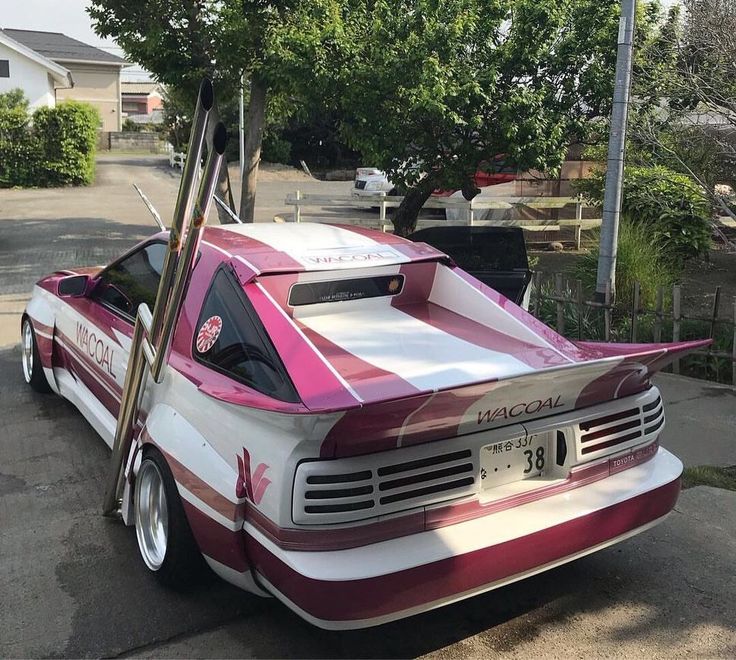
[22,222,706,629]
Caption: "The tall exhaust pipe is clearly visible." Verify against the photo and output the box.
[103,82,219,517]
[150,123,228,381]
[149,78,214,347]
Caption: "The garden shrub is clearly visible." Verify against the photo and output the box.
[33,102,100,186]
[0,92,100,188]
[0,106,41,186]
[576,165,711,262]
[261,133,292,164]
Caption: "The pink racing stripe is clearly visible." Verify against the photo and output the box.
[330,224,410,244]
[246,477,681,623]
[397,301,570,370]
[246,443,658,551]
[158,446,246,523]
[204,226,305,274]
[55,327,121,396]
[390,262,437,306]
[451,267,589,360]
[182,501,250,572]
[295,321,423,403]
[573,339,711,407]
[254,272,300,316]
[244,282,360,411]
[54,336,121,416]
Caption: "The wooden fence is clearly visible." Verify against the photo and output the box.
[531,272,736,384]
[284,191,601,248]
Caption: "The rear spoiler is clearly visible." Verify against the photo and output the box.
[319,338,711,458]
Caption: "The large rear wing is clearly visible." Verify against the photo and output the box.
[318,338,710,458]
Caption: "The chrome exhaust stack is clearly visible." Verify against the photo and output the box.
[103,81,227,517]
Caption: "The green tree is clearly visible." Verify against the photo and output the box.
[320,0,625,235]
[89,0,337,221]
[628,0,736,219]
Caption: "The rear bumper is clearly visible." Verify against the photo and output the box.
[246,447,682,629]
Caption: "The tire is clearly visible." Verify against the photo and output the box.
[134,447,206,589]
[21,317,52,393]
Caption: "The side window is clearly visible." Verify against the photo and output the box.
[93,242,166,319]
[194,268,299,403]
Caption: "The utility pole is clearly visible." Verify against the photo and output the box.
[595,0,636,302]
[239,72,245,183]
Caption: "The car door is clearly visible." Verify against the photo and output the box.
[54,241,166,428]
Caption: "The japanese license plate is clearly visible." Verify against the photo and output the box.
[480,434,550,490]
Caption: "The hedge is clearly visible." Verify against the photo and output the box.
[0,94,100,187]
[576,165,712,263]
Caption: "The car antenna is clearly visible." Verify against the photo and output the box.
[132,183,166,231]
[213,194,244,224]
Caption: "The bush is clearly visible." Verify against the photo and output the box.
[0,97,99,187]
[0,106,41,186]
[261,133,292,164]
[576,165,711,262]
[0,88,29,112]
[572,220,678,309]
[33,102,100,186]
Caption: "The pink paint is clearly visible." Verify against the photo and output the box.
[236,447,271,504]
[246,477,681,623]
[295,321,423,403]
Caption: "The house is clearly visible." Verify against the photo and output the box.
[0,30,73,110]
[121,81,165,124]
[0,29,128,131]
[121,81,164,115]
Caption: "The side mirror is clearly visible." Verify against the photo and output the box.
[58,274,91,297]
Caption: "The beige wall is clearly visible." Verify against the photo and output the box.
[55,63,122,132]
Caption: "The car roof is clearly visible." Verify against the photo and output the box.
[201,222,447,275]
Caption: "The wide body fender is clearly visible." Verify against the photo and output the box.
[24,286,61,393]
[139,402,266,594]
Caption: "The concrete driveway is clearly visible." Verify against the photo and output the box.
[1,156,734,658]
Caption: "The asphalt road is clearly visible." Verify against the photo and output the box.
[1,156,735,658]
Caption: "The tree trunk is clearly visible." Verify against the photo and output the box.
[239,76,268,223]
[392,177,436,237]
[215,160,236,224]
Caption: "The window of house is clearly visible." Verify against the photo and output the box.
[92,241,166,320]
[194,267,298,403]
[0,60,9,78]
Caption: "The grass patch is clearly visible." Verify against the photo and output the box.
[682,465,736,491]
[572,220,678,309]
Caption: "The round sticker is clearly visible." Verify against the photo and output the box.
[196,315,222,353]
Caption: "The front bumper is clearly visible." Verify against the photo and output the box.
[245,447,682,629]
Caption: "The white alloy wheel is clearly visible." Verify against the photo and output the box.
[135,458,170,571]
[22,319,34,383]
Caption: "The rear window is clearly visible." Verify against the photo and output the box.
[194,267,299,403]
[288,274,405,306]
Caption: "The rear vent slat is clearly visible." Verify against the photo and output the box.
[581,430,642,454]
[304,500,375,514]
[644,409,663,425]
[305,485,374,499]
[296,446,477,523]
[377,450,472,476]
[306,471,372,485]
[379,463,473,491]
[581,418,640,442]
[575,392,664,461]
[579,407,639,432]
[379,477,475,505]
[645,416,665,435]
